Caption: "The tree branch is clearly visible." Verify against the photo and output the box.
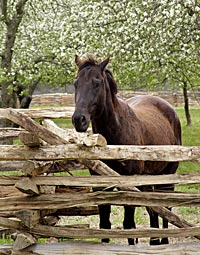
[0,0,8,23]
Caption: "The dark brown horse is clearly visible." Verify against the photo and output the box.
[72,55,182,245]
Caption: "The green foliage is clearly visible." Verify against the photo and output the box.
[1,0,200,96]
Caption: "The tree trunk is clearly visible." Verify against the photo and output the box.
[0,0,29,144]
[183,81,192,126]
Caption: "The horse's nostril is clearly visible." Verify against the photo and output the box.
[72,113,89,132]
[80,115,86,125]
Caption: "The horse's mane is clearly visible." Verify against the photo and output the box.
[77,56,99,71]
[104,69,118,96]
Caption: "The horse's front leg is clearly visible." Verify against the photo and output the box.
[123,205,136,245]
[99,204,111,243]
[146,206,160,245]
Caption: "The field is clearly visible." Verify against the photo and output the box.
[0,105,199,246]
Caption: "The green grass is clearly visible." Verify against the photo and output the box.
[175,107,200,175]
[54,118,73,129]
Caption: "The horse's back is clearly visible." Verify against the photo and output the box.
[126,95,181,146]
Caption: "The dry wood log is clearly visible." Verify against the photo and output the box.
[13,232,37,251]
[1,216,200,241]
[25,241,200,255]
[42,119,106,147]
[1,191,200,211]
[0,241,198,255]
[0,108,68,145]
[0,186,23,198]
[0,107,75,119]
[15,178,40,196]
[22,160,54,176]
[19,132,40,147]
[0,127,24,140]
[15,210,41,228]
[0,247,11,255]
[0,144,199,162]
[22,160,83,176]
[0,206,98,218]
[3,173,200,189]
[0,161,24,171]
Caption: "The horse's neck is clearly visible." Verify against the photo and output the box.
[91,95,133,144]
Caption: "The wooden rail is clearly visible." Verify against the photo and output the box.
[0,144,199,162]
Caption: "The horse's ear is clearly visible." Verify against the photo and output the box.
[99,57,110,71]
[75,55,82,67]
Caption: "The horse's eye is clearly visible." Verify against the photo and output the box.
[93,78,101,87]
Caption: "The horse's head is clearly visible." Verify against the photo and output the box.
[72,55,110,132]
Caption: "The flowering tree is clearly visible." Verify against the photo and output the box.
[0,0,199,127]
[0,1,75,113]
[66,0,200,124]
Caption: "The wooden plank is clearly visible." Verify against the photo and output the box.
[0,108,68,145]
[15,210,41,228]
[19,132,41,147]
[2,173,200,188]
[13,232,37,251]
[1,241,200,255]
[1,216,200,241]
[1,191,200,211]
[0,159,82,173]
[0,206,98,219]
[0,144,199,162]
[15,178,40,195]
[22,160,54,176]
[0,127,24,140]
[42,119,106,147]
[0,186,23,197]
[0,107,74,119]
[0,161,25,171]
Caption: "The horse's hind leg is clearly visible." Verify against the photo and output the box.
[146,206,161,245]
[99,204,111,243]
[159,162,178,244]
[123,205,136,245]
[159,184,175,244]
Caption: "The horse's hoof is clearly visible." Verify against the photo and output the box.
[161,238,169,244]
[150,238,161,245]
[102,238,109,243]
[128,238,135,245]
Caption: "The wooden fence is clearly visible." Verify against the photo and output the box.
[30,92,200,107]
[0,108,199,254]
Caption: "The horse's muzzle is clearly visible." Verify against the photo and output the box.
[72,112,90,132]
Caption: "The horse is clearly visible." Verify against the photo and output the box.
[72,55,182,245]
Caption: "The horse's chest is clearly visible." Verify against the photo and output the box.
[104,160,144,175]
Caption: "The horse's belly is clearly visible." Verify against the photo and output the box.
[104,160,169,175]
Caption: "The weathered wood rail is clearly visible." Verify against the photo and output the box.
[0,108,199,254]
[29,92,200,107]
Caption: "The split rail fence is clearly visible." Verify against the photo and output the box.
[0,107,199,254]
[30,92,200,107]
